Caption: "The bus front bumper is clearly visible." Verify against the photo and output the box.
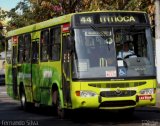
[71,90,156,110]
[71,80,156,110]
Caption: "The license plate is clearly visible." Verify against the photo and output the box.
[139,95,152,100]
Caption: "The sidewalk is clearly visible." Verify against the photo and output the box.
[156,88,160,108]
[157,84,160,88]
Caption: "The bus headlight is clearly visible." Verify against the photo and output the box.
[76,91,97,97]
[140,88,155,95]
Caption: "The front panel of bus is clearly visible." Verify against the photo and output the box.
[70,12,156,109]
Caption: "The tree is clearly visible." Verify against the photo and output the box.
[0,8,6,52]
[5,0,156,30]
[6,0,36,30]
[29,0,79,21]
[87,0,155,26]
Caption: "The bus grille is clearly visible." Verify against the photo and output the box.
[99,100,136,108]
[100,90,136,97]
[88,82,146,88]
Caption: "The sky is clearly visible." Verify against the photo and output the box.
[0,0,21,11]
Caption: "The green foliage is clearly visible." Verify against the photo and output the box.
[7,0,36,30]
[3,0,155,30]
[0,7,7,21]
[0,8,6,52]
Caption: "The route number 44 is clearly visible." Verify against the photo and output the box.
[80,16,93,24]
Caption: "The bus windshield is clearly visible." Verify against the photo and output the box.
[72,26,155,79]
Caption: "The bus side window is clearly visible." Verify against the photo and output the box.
[18,35,24,64]
[32,41,39,63]
[24,34,31,63]
[40,30,49,62]
[50,27,61,61]
[6,39,12,64]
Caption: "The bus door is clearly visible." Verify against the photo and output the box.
[12,45,18,97]
[62,33,72,107]
[23,34,32,102]
[31,40,40,102]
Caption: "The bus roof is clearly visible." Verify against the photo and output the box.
[7,13,74,37]
[6,10,147,37]
[73,10,146,14]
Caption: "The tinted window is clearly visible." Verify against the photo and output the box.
[32,41,39,63]
[24,34,31,63]
[49,27,61,61]
[40,30,49,61]
[6,38,12,64]
[18,35,24,63]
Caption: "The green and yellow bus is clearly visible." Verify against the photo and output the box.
[5,11,156,118]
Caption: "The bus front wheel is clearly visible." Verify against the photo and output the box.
[53,90,66,119]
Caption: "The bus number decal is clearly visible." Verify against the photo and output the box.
[80,16,93,24]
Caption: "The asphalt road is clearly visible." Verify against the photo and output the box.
[0,85,160,126]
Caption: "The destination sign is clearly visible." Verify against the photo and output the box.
[100,15,136,23]
[74,12,148,25]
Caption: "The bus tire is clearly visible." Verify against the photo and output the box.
[56,90,66,119]
[20,86,28,110]
[52,90,58,115]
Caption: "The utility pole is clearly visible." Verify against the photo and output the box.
[155,0,160,84]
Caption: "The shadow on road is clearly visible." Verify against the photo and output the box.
[4,103,160,126]
[70,108,160,125]
[1,99,160,126]
[1,85,160,126]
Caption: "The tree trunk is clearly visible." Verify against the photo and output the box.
[155,0,160,84]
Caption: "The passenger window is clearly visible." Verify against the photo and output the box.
[40,30,49,61]
[18,35,24,63]
[6,38,12,64]
[32,41,39,63]
[24,34,31,63]
[50,27,61,61]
